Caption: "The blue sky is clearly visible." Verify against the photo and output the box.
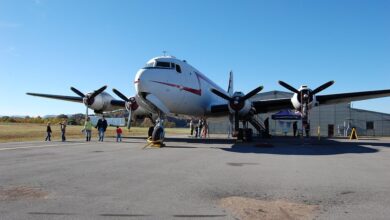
[1,0,389,116]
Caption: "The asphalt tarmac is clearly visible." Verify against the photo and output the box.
[0,135,390,219]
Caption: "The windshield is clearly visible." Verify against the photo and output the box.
[144,61,155,68]
[155,61,171,68]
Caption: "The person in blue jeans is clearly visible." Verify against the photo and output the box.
[59,120,67,142]
[95,116,108,142]
[116,126,122,142]
[45,122,52,141]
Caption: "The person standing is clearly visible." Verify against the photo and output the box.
[201,120,208,138]
[116,126,123,142]
[96,116,108,142]
[198,119,203,138]
[293,121,298,137]
[189,120,194,136]
[59,120,67,142]
[194,123,199,138]
[84,117,93,141]
[304,122,310,137]
[45,122,52,141]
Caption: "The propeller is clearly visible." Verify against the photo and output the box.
[70,85,107,119]
[211,86,263,132]
[278,80,334,117]
[112,88,138,130]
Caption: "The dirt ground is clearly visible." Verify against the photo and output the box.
[219,196,319,220]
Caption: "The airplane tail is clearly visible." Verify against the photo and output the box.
[227,70,233,96]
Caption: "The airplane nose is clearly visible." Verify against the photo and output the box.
[134,69,149,94]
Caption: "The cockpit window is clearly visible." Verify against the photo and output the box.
[155,61,171,68]
[144,61,155,68]
[176,64,182,73]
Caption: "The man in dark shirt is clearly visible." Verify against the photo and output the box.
[293,121,298,137]
[96,116,108,142]
[59,120,67,142]
[45,122,52,141]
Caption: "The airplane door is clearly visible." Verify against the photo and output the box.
[180,69,203,115]
[328,124,334,137]
[170,63,186,113]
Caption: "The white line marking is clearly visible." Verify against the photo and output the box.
[0,143,87,151]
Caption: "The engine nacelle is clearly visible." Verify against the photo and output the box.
[228,99,252,118]
[86,92,116,112]
[290,87,317,111]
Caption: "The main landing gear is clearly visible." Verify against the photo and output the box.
[234,121,253,142]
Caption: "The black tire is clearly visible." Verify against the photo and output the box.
[244,128,253,142]
[152,126,164,141]
[237,128,244,140]
[148,126,154,138]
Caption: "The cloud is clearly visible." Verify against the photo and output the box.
[0,21,22,28]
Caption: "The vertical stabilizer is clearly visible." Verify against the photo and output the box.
[227,70,233,96]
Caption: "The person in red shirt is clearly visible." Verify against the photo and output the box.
[116,126,123,142]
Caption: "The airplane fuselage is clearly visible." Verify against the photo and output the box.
[134,56,228,117]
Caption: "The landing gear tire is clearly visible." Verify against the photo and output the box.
[243,128,253,142]
[152,126,165,142]
[236,128,253,142]
[237,129,244,141]
[148,126,154,138]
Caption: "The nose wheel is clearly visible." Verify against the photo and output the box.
[144,117,165,148]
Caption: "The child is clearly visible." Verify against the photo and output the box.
[116,126,122,142]
[45,122,52,141]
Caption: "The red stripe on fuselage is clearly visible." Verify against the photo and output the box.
[151,81,202,96]
[150,72,223,96]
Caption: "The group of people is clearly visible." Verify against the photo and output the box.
[189,119,208,138]
[45,120,67,142]
[45,116,123,142]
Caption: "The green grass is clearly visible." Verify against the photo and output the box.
[0,123,189,143]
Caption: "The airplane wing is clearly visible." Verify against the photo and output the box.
[251,98,293,113]
[211,89,390,115]
[316,89,390,105]
[26,92,83,103]
[251,89,390,113]
[210,98,293,114]
[26,92,127,107]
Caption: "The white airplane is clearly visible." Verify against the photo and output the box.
[27,55,390,142]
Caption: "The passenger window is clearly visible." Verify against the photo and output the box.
[171,63,176,69]
[176,64,182,73]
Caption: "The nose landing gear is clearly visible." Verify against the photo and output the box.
[144,117,165,148]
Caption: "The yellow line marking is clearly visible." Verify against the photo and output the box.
[0,143,87,151]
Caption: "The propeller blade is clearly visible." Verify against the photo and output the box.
[127,109,132,130]
[242,86,264,101]
[312,80,335,94]
[211,88,232,101]
[112,88,129,102]
[278,81,299,93]
[89,85,107,99]
[70,87,85,98]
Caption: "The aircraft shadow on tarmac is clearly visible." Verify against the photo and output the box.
[123,136,236,144]
[221,138,390,155]
[124,136,390,155]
